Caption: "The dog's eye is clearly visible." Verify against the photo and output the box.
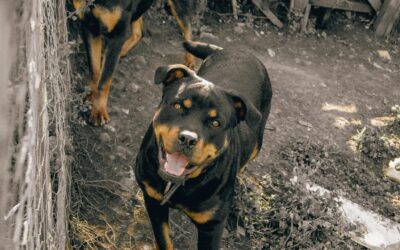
[211,120,221,128]
[173,102,182,110]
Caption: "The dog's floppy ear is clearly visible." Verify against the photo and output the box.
[227,91,262,130]
[154,64,195,85]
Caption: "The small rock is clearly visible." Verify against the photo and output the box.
[384,158,400,183]
[133,55,147,69]
[304,60,312,66]
[116,146,129,159]
[130,83,140,93]
[377,50,391,61]
[105,124,116,133]
[298,120,313,128]
[295,58,301,64]
[233,25,243,34]
[225,36,232,42]
[200,32,218,40]
[142,244,153,250]
[267,48,276,58]
[99,132,111,142]
[121,108,129,115]
[260,30,264,35]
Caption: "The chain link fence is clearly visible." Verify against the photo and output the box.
[0,0,71,249]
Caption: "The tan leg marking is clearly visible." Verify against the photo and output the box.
[87,36,102,93]
[120,17,143,57]
[162,222,173,250]
[249,145,259,161]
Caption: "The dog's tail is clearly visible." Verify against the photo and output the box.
[183,41,223,59]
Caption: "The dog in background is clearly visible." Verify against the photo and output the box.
[72,0,153,126]
[71,0,206,126]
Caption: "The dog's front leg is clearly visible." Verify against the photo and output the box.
[88,34,125,126]
[144,195,173,250]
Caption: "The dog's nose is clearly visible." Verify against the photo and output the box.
[178,130,198,148]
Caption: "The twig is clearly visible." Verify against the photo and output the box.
[284,213,294,246]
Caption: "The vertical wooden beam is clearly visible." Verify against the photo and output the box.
[302,4,312,32]
[374,0,400,37]
[0,1,15,249]
[232,0,238,19]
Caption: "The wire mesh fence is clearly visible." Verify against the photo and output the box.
[0,0,71,249]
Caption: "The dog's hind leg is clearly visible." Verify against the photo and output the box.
[166,0,196,69]
[120,17,143,57]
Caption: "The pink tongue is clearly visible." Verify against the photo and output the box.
[164,152,189,176]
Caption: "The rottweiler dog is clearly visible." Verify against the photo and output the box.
[135,41,272,249]
[72,0,203,126]
[72,0,154,126]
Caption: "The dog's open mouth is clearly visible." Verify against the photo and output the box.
[158,139,198,183]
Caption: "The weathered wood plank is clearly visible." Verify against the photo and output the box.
[232,0,238,19]
[374,0,400,36]
[368,0,382,12]
[302,4,312,32]
[252,0,284,28]
[309,0,373,13]
[290,0,309,13]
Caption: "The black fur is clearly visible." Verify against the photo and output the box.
[135,42,272,249]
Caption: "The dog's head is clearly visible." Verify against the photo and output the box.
[152,64,261,182]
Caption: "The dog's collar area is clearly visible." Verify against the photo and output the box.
[157,139,202,205]
[161,181,182,205]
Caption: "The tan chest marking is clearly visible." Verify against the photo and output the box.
[92,6,122,32]
[72,0,86,19]
[143,181,163,202]
[180,206,218,224]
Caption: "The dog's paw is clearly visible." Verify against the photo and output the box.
[184,52,196,69]
[89,105,110,126]
[84,92,96,102]
[88,94,110,126]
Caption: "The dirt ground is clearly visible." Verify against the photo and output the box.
[67,3,400,249]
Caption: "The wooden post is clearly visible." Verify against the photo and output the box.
[374,0,400,37]
[290,0,309,13]
[368,0,382,12]
[232,0,238,19]
[302,4,312,32]
[0,2,15,249]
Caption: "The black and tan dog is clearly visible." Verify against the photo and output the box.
[72,0,203,126]
[135,41,272,249]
